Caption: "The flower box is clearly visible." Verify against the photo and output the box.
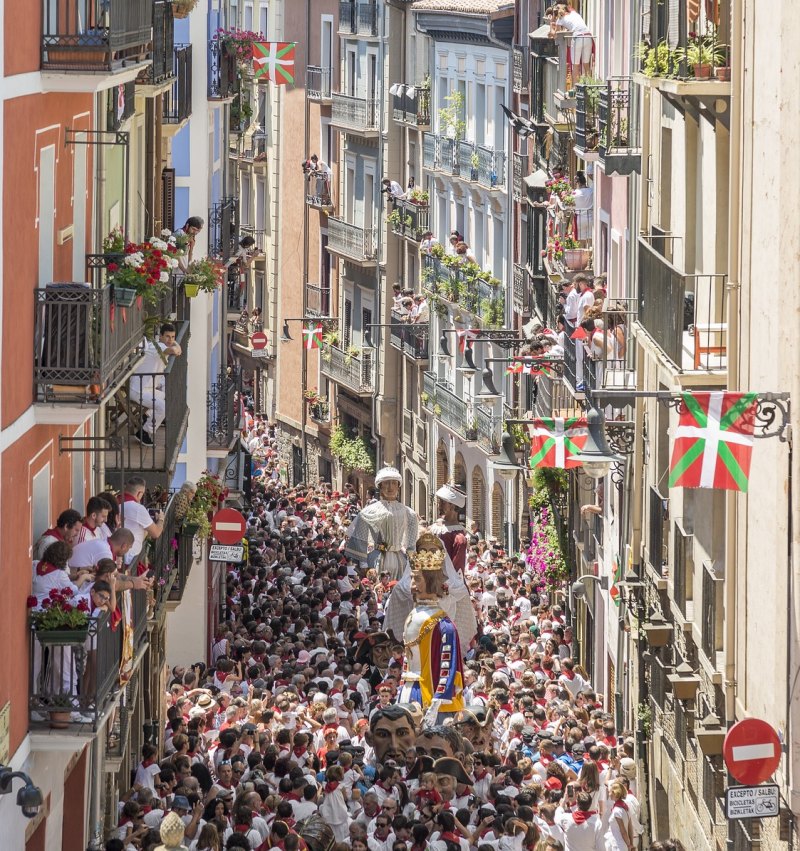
[184,282,201,297]
[36,628,89,646]
[563,248,591,271]
[113,286,138,307]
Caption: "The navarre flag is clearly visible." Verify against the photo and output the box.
[252,42,297,85]
[668,391,758,491]
[456,327,479,354]
[609,555,622,607]
[527,417,588,468]
[303,322,323,350]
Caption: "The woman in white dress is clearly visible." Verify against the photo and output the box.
[605,779,637,850]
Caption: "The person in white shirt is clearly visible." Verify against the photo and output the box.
[69,527,135,570]
[574,276,595,391]
[76,496,112,544]
[556,4,593,79]
[122,476,165,565]
[381,178,405,201]
[572,171,594,242]
[561,281,579,325]
[556,791,605,851]
[129,322,183,445]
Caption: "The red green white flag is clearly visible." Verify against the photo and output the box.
[252,42,297,85]
[527,417,588,468]
[668,392,758,491]
[303,323,323,350]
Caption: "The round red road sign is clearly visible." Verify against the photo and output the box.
[211,508,247,545]
[251,331,268,350]
[723,718,781,785]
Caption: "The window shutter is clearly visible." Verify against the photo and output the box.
[161,168,176,232]
[491,483,504,539]
[471,468,485,533]
[436,447,448,489]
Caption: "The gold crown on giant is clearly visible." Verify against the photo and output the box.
[409,532,446,571]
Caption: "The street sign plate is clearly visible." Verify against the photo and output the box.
[211,508,247,545]
[208,544,245,563]
[251,348,270,358]
[725,784,779,820]
[723,718,782,785]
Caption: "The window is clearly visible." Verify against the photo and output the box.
[32,464,51,548]
[244,3,253,31]
[321,17,333,72]
[343,298,352,349]
[701,561,723,661]
[673,521,694,617]
[260,5,268,37]
[38,146,55,287]
[240,175,251,225]
[493,217,505,281]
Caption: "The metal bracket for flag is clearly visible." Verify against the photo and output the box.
[589,391,791,442]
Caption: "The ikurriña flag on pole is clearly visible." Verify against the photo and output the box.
[252,42,297,84]
[303,323,323,350]
[527,417,588,468]
[668,391,758,491]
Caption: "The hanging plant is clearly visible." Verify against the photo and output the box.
[329,425,375,475]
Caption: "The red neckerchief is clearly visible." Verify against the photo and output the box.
[234,824,250,833]
[613,799,629,811]
[142,758,155,768]
[473,768,488,780]
[572,810,596,824]
[601,736,616,747]
[293,746,307,758]
[561,669,575,680]
[539,755,553,766]
[42,528,64,541]
[440,831,461,843]
[36,561,61,576]
[536,698,547,706]
[82,518,97,531]
[324,781,339,793]
[123,493,139,503]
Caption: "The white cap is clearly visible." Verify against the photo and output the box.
[375,466,402,486]
[436,483,467,508]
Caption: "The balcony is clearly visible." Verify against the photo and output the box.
[513,263,532,315]
[422,372,467,439]
[390,311,429,361]
[106,80,136,130]
[421,254,505,327]
[163,44,193,128]
[207,370,242,452]
[476,406,502,455]
[104,322,190,488]
[331,92,379,134]
[307,283,332,317]
[391,82,431,127]
[136,0,174,90]
[327,216,377,264]
[339,0,377,36]
[513,44,528,94]
[42,0,152,73]
[147,493,183,610]
[208,36,239,100]
[422,134,505,189]
[637,239,727,372]
[574,82,602,159]
[320,343,375,396]
[389,198,430,243]
[598,77,641,175]
[168,530,196,605]
[306,174,334,210]
[209,197,239,261]
[309,399,331,425]
[512,152,528,203]
[34,265,146,404]
[306,65,332,101]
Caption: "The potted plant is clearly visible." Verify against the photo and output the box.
[304,388,320,405]
[28,587,91,645]
[323,330,340,348]
[465,419,478,442]
[562,234,591,271]
[172,0,199,18]
[409,188,429,205]
[183,257,224,297]
[183,471,226,539]
[433,402,443,417]
[214,27,265,68]
[387,209,403,229]
[105,234,180,307]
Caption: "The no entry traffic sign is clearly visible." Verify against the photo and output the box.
[251,331,268,349]
[211,508,247,545]
[723,718,781,785]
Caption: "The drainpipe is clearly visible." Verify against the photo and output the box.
[300,0,310,481]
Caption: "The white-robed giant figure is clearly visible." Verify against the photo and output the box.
[344,466,418,581]
[384,484,477,652]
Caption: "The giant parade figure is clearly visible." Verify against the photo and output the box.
[398,531,465,719]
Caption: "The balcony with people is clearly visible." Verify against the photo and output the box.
[390,298,430,363]
[28,480,201,731]
[41,0,153,74]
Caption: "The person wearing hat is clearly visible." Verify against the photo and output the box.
[344,466,418,581]
[428,484,468,574]
[432,757,472,811]
[453,705,495,753]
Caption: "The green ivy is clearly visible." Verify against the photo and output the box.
[330,425,375,475]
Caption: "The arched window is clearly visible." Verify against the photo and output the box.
[436,442,448,490]
[453,452,467,490]
[418,481,428,521]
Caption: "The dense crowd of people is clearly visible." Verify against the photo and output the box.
[30,393,688,851]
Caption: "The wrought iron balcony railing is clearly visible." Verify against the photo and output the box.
[327,216,377,263]
[306,284,332,317]
[209,197,239,261]
[208,36,239,100]
[422,372,467,439]
[104,322,190,488]
[207,370,241,450]
[476,405,502,455]
[391,83,431,126]
[168,531,196,604]
[389,198,430,242]
[306,174,333,209]
[421,254,505,326]
[513,44,528,94]
[306,65,332,101]
[598,77,641,175]
[422,134,505,189]
[575,82,602,155]
[163,44,193,124]
[320,344,374,395]
[34,263,147,404]
[137,0,174,86]
[390,310,429,361]
[42,0,152,72]
[338,0,377,35]
[331,92,379,133]
[512,151,528,202]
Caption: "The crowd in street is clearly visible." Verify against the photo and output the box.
[31,399,684,851]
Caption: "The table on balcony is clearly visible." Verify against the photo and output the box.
[42,0,153,72]
[320,344,374,396]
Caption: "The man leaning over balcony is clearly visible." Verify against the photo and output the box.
[122,476,165,567]
[130,322,183,446]
[33,508,83,561]
[69,528,151,596]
